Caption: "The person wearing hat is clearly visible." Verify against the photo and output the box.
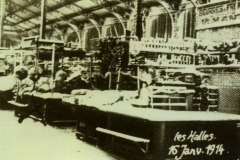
[14,66,32,98]
[17,66,46,126]
[53,69,68,93]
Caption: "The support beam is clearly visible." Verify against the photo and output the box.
[6,14,36,27]
[0,0,5,47]
[189,0,197,8]
[5,0,39,17]
[136,0,142,39]
[12,0,102,26]
[21,1,123,32]
[39,0,46,39]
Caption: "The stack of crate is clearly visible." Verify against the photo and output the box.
[200,85,219,111]
[192,72,219,111]
[191,72,204,111]
[193,84,219,111]
[192,86,202,111]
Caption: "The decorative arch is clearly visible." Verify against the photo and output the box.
[156,0,174,37]
[66,22,81,44]
[66,13,126,48]
[66,32,79,43]
[88,19,102,38]
[189,0,197,8]
[61,19,101,48]
[110,12,126,34]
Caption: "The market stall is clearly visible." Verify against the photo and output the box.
[11,37,87,125]
[59,34,239,160]
[0,49,35,109]
[17,92,75,126]
[194,38,240,114]
[0,75,15,109]
[63,92,240,160]
[0,0,240,160]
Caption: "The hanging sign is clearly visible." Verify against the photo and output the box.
[196,2,240,30]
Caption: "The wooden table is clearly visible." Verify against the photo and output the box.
[65,98,240,160]
[18,92,76,125]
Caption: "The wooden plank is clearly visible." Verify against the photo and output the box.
[150,95,169,98]
[169,97,185,99]
[96,127,150,143]
[8,101,28,107]
[150,103,169,106]
[169,103,187,107]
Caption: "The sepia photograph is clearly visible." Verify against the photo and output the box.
[0,0,240,159]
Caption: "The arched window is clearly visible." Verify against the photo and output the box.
[148,13,172,39]
[185,8,195,38]
[176,8,195,39]
[104,22,124,37]
[83,27,99,52]
[66,32,78,43]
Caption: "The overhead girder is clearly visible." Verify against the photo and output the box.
[49,9,91,43]
[4,27,38,38]
[64,2,130,40]
[21,0,130,30]
[3,0,149,42]
[88,0,128,34]
[7,0,132,36]
[69,2,117,38]
[2,34,22,43]
[5,14,36,28]
[21,0,41,7]
[189,0,197,8]
[5,22,27,32]
[3,1,40,35]
[11,0,83,26]
[116,0,135,9]
[92,0,134,10]
[3,19,34,36]
[48,12,81,30]
[5,0,39,17]
[44,9,84,44]
[63,1,129,25]
[1,0,140,45]
[3,30,21,37]
[23,2,121,32]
